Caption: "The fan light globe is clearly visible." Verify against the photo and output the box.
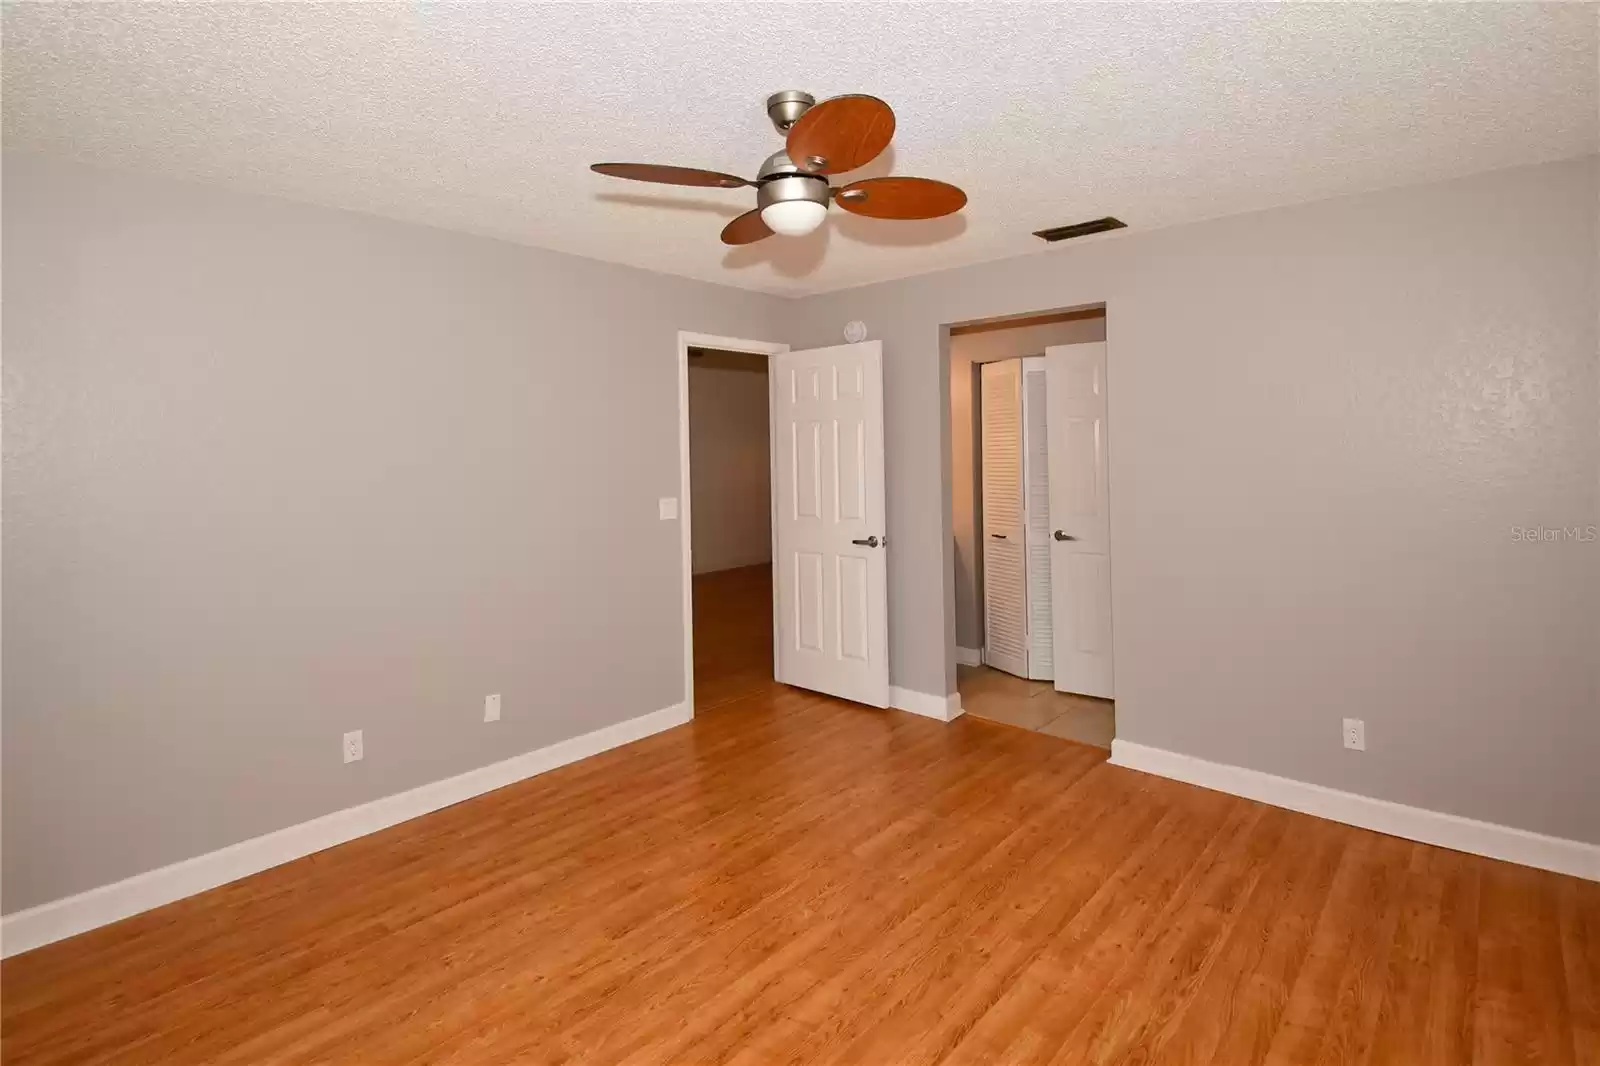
[760,200,827,236]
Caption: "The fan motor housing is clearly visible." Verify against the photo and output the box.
[757,173,830,213]
[756,150,806,181]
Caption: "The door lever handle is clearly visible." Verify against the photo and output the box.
[990,533,1008,540]
[1053,530,1077,541]
[851,536,881,548]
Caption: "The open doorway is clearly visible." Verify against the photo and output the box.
[948,308,1116,747]
[678,331,894,716]
[685,345,779,711]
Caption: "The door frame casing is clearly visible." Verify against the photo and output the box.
[676,331,790,717]
[942,303,1112,693]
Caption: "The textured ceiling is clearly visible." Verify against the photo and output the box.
[4,2,1595,297]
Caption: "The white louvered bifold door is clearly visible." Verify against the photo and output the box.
[1021,357,1054,681]
[771,341,890,708]
[980,359,1029,678]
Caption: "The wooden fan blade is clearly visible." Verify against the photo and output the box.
[834,177,967,220]
[721,208,773,246]
[785,95,895,175]
[590,163,751,188]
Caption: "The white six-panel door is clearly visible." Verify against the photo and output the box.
[771,341,890,708]
[1045,342,1114,698]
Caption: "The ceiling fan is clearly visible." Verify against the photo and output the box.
[590,91,967,245]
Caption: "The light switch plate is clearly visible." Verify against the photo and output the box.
[659,497,679,520]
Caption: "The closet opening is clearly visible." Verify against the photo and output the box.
[947,305,1115,747]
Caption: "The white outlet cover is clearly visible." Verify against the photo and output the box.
[659,497,678,520]
[343,729,364,763]
[485,693,502,722]
[1342,718,1365,751]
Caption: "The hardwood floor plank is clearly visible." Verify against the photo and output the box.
[1475,861,1579,1066]
[940,785,1258,1066]
[1365,847,1479,1066]
[1260,831,1411,1066]
[1037,802,1297,1065]
[1306,834,1414,1066]
[1127,816,1350,1066]
[1561,878,1600,1065]
[596,730,1107,1066]
[752,748,1156,1066]
[240,707,986,1065]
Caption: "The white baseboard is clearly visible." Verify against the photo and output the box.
[891,686,965,723]
[1109,740,1600,883]
[1,701,694,959]
[955,646,983,668]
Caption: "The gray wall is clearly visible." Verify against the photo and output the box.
[1,154,783,912]
[688,351,771,574]
[948,318,1106,651]
[5,152,1596,917]
[783,155,1599,845]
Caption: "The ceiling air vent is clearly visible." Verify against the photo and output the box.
[1033,217,1127,242]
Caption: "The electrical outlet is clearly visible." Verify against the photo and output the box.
[484,693,502,722]
[343,729,364,763]
[1342,718,1365,751]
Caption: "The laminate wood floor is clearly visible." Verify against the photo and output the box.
[4,566,1596,1064]
[692,563,776,713]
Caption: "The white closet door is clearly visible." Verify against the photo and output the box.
[771,341,890,708]
[1021,357,1054,680]
[980,359,1028,677]
[1045,342,1114,698]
